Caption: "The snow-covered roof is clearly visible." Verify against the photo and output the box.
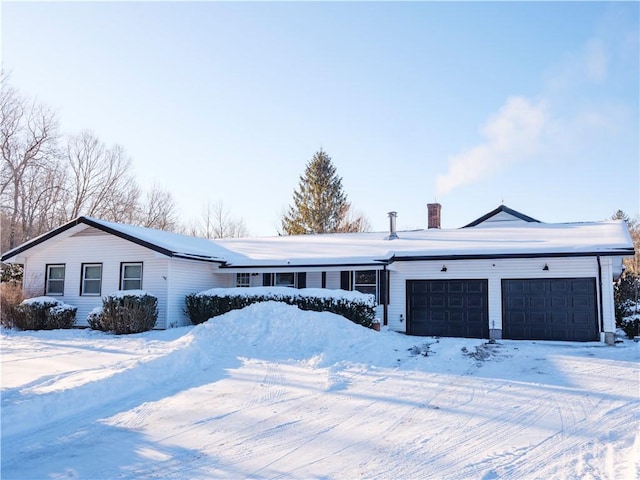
[215,220,634,267]
[0,216,230,264]
[1,212,635,267]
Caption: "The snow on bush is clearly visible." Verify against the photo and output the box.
[619,301,640,339]
[90,291,158,335]
[186,287,377,329]
[87,306,104,330]
[9,296,77,330]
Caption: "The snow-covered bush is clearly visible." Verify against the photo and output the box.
[618,300,640,339]
[92,291,158,334]
[185,287,377,329]
[9,296,77,330]
[86,306,104,330]
[615,273,640,338]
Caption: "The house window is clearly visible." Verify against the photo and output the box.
[81,264,102,296]
[46,264,65,295]
[275,273,295,287]
[121,263,143,290]
[354,270,377,297]
[236,273,250,287]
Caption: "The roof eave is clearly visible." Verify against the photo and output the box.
[386,249,635,263]
[0,216,227,265]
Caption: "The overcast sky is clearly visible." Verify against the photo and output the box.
[2,1,638,235]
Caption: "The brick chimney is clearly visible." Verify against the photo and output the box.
[427,203,441,229]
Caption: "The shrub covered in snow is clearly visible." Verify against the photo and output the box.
[87,306,104,330]
[619,309,640,339]
[9,296,77,330]
[614,273,640,338]
[91,291,158,334]
[185,287,377,329]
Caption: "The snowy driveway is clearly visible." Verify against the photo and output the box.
[2,302,639,479]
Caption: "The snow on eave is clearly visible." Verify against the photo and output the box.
[214,220,635,266]
[2,216,633,267]
[1,216,228,264]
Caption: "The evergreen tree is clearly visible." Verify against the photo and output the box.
[282,149,354,235]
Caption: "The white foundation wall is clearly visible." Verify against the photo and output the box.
[386,256,606,336]
[21,232,169,328]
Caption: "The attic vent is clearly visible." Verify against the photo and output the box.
[387,211,398,240]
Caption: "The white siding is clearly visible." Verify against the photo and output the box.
[306,271,323,288]
[22,231,169,328]
[166,259,227,327]
[387,257,603,336]
[325,271,341,289]
[476,211,530,226]
[599,257,616,335]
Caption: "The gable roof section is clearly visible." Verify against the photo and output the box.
[1,216,228,264]
[463,205,541,228]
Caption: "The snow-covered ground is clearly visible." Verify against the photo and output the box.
[2,302,639,479]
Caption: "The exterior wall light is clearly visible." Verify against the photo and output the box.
[441,265,447,272]
[543,263,549,271]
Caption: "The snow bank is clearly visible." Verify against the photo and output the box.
[1,302,396,439]
[187,301,401,367]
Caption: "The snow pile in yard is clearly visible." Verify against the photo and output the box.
[2,302,639,480]
[186,301,400,366]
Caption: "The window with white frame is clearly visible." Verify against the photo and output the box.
[121,263,143,290]
[46,264,65,295]
[236,272,250,287]
[275,272,295,287]
[354,270,377,297]
[81,264,102,296]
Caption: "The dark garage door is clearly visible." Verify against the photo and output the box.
[502,278,598,342]
[407,280,489,338]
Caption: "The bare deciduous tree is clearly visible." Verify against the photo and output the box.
[64,131,139,223]
[196,201,248,239]
[338,206,371,233]
[137,184,180,231]
[1,77,61,251]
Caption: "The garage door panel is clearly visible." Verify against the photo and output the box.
[529,280,547,294]
[467,296,483,308]
[448,295,464,308]
[530,296,547,308]
[572,296,591,308]
[407,280,488,338]
[507,297,526,309]
[551,296,568,308]
[431,295,445,308]
[503,278,597,341]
